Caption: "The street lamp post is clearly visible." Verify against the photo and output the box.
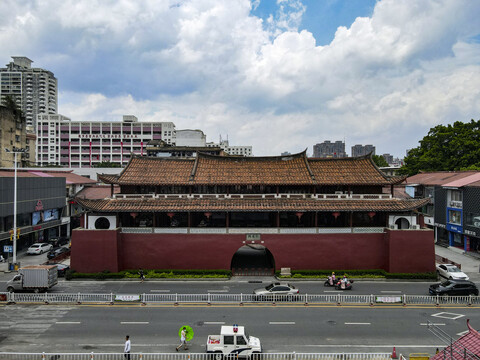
[5,147,25,266]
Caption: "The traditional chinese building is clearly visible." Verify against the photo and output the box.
[73,151,434,274]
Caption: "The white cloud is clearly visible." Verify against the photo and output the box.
[1,0,480,157]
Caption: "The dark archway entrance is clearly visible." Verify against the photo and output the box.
[231,245,275,276]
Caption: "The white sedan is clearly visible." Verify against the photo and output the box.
[27,243,53,255]
[436,263,469,281]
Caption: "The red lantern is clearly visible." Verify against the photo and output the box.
[204,212,212,219]
[130,212,138,219]
[368,212,376,219]
[332,212,340,219]
[167,212,175,219]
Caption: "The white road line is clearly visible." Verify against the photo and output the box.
[269,322,295,325]
[302,345,442,348]
[420,323,445,326]
[345,322,371,325]
[121,322,149,324]
[204,322,226,325]
[150,290,170,293]
[380,291,402,293]
[56,322,81,324]
[208,290,228,292]
[324,291,341,293]
[457,330,469,336]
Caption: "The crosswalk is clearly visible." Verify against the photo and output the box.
[0,305,72,349]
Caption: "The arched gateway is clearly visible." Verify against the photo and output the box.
[231,245,275,276]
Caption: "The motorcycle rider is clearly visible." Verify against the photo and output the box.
[342,274,349,285]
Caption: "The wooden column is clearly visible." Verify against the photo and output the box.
[152,212,156,227]
[276,212,280,227]
[349,212,353,227]
[187,212,191,228]
[226,212,229,228]
[314,212,318,227]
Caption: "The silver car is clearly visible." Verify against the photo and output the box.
[253,282,299,300]
[436,263,469,281]
[27,243,53,255]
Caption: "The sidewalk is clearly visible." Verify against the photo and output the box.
[435,244,480,282]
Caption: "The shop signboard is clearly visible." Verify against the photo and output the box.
[446,224,463,234]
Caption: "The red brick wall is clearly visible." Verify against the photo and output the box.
[385,228,435,273]
[70,229,435,273]
[71,228,120,273]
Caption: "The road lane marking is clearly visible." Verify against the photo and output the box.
[121,322,149,324]
[432,312,464,320]
[420,323,445,326]
[208,290,228,292]
[56,322,81,324]
[269,322,295,325]
[324,291,341,293]
[380,291,402,293]
[204,322,226,325]
[457,330,469,336]
[345,322,371,325]
[150,290,170,293]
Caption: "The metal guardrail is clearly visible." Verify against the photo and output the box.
[1,292,479,305]
[0,353,393,360]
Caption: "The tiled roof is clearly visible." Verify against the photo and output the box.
[104,152,400,186]
[406,171,479,186]
[430,320,480,360]
[308,157,400,185]
[76,197,429,213]
[76,185,120,200]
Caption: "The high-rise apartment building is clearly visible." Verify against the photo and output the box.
[0,57,58,130]
[36,114,175,168]
[312,141,346,158]
[351,144,376,157]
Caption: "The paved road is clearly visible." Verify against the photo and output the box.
[0,303,478,354]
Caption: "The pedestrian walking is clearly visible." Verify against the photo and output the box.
[176,327,188,351]
[138,268,145,282]
[124,335,131,359]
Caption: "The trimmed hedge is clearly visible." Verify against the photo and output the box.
[66,269,231,280]
[276,269,437,280]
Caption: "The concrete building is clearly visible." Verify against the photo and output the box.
[405,171,480,255]
[206,138,253,156]
[36,114,175,168]
[0,106,28,168]
[351,144,375,157]
[382,153,394,165]
[0,56,57,130]
[174,129,206,147]
[312,141,347,158]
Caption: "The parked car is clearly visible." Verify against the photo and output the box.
[429,280,479,296]
[26,243,53,255]
[47,247,70,260]
[253,282,299,300]
[48,263,70,277]
[436,263,469,280]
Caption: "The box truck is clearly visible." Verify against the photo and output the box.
[6,265,58,293]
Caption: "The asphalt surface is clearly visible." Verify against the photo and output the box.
[0,244,479,355]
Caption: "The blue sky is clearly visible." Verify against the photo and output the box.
[1,0,480,158]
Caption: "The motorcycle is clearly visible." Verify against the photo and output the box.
[335,279,354,290]
[324,276,337,287]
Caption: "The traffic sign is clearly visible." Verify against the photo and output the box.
[3,245,13,253]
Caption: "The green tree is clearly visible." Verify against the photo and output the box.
[399,119,480,176]
[372,155,389,167]
[1,95,23,118]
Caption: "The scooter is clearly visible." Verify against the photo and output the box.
[335,279,354,290]
[324,276,337,287]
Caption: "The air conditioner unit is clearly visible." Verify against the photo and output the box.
[411,224,420,229]
[389,224,398,230]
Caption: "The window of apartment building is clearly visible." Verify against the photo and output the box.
[449,190,462,202]
[15,135,20,142]
[448,209,462,225]
[26,139,29,144]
